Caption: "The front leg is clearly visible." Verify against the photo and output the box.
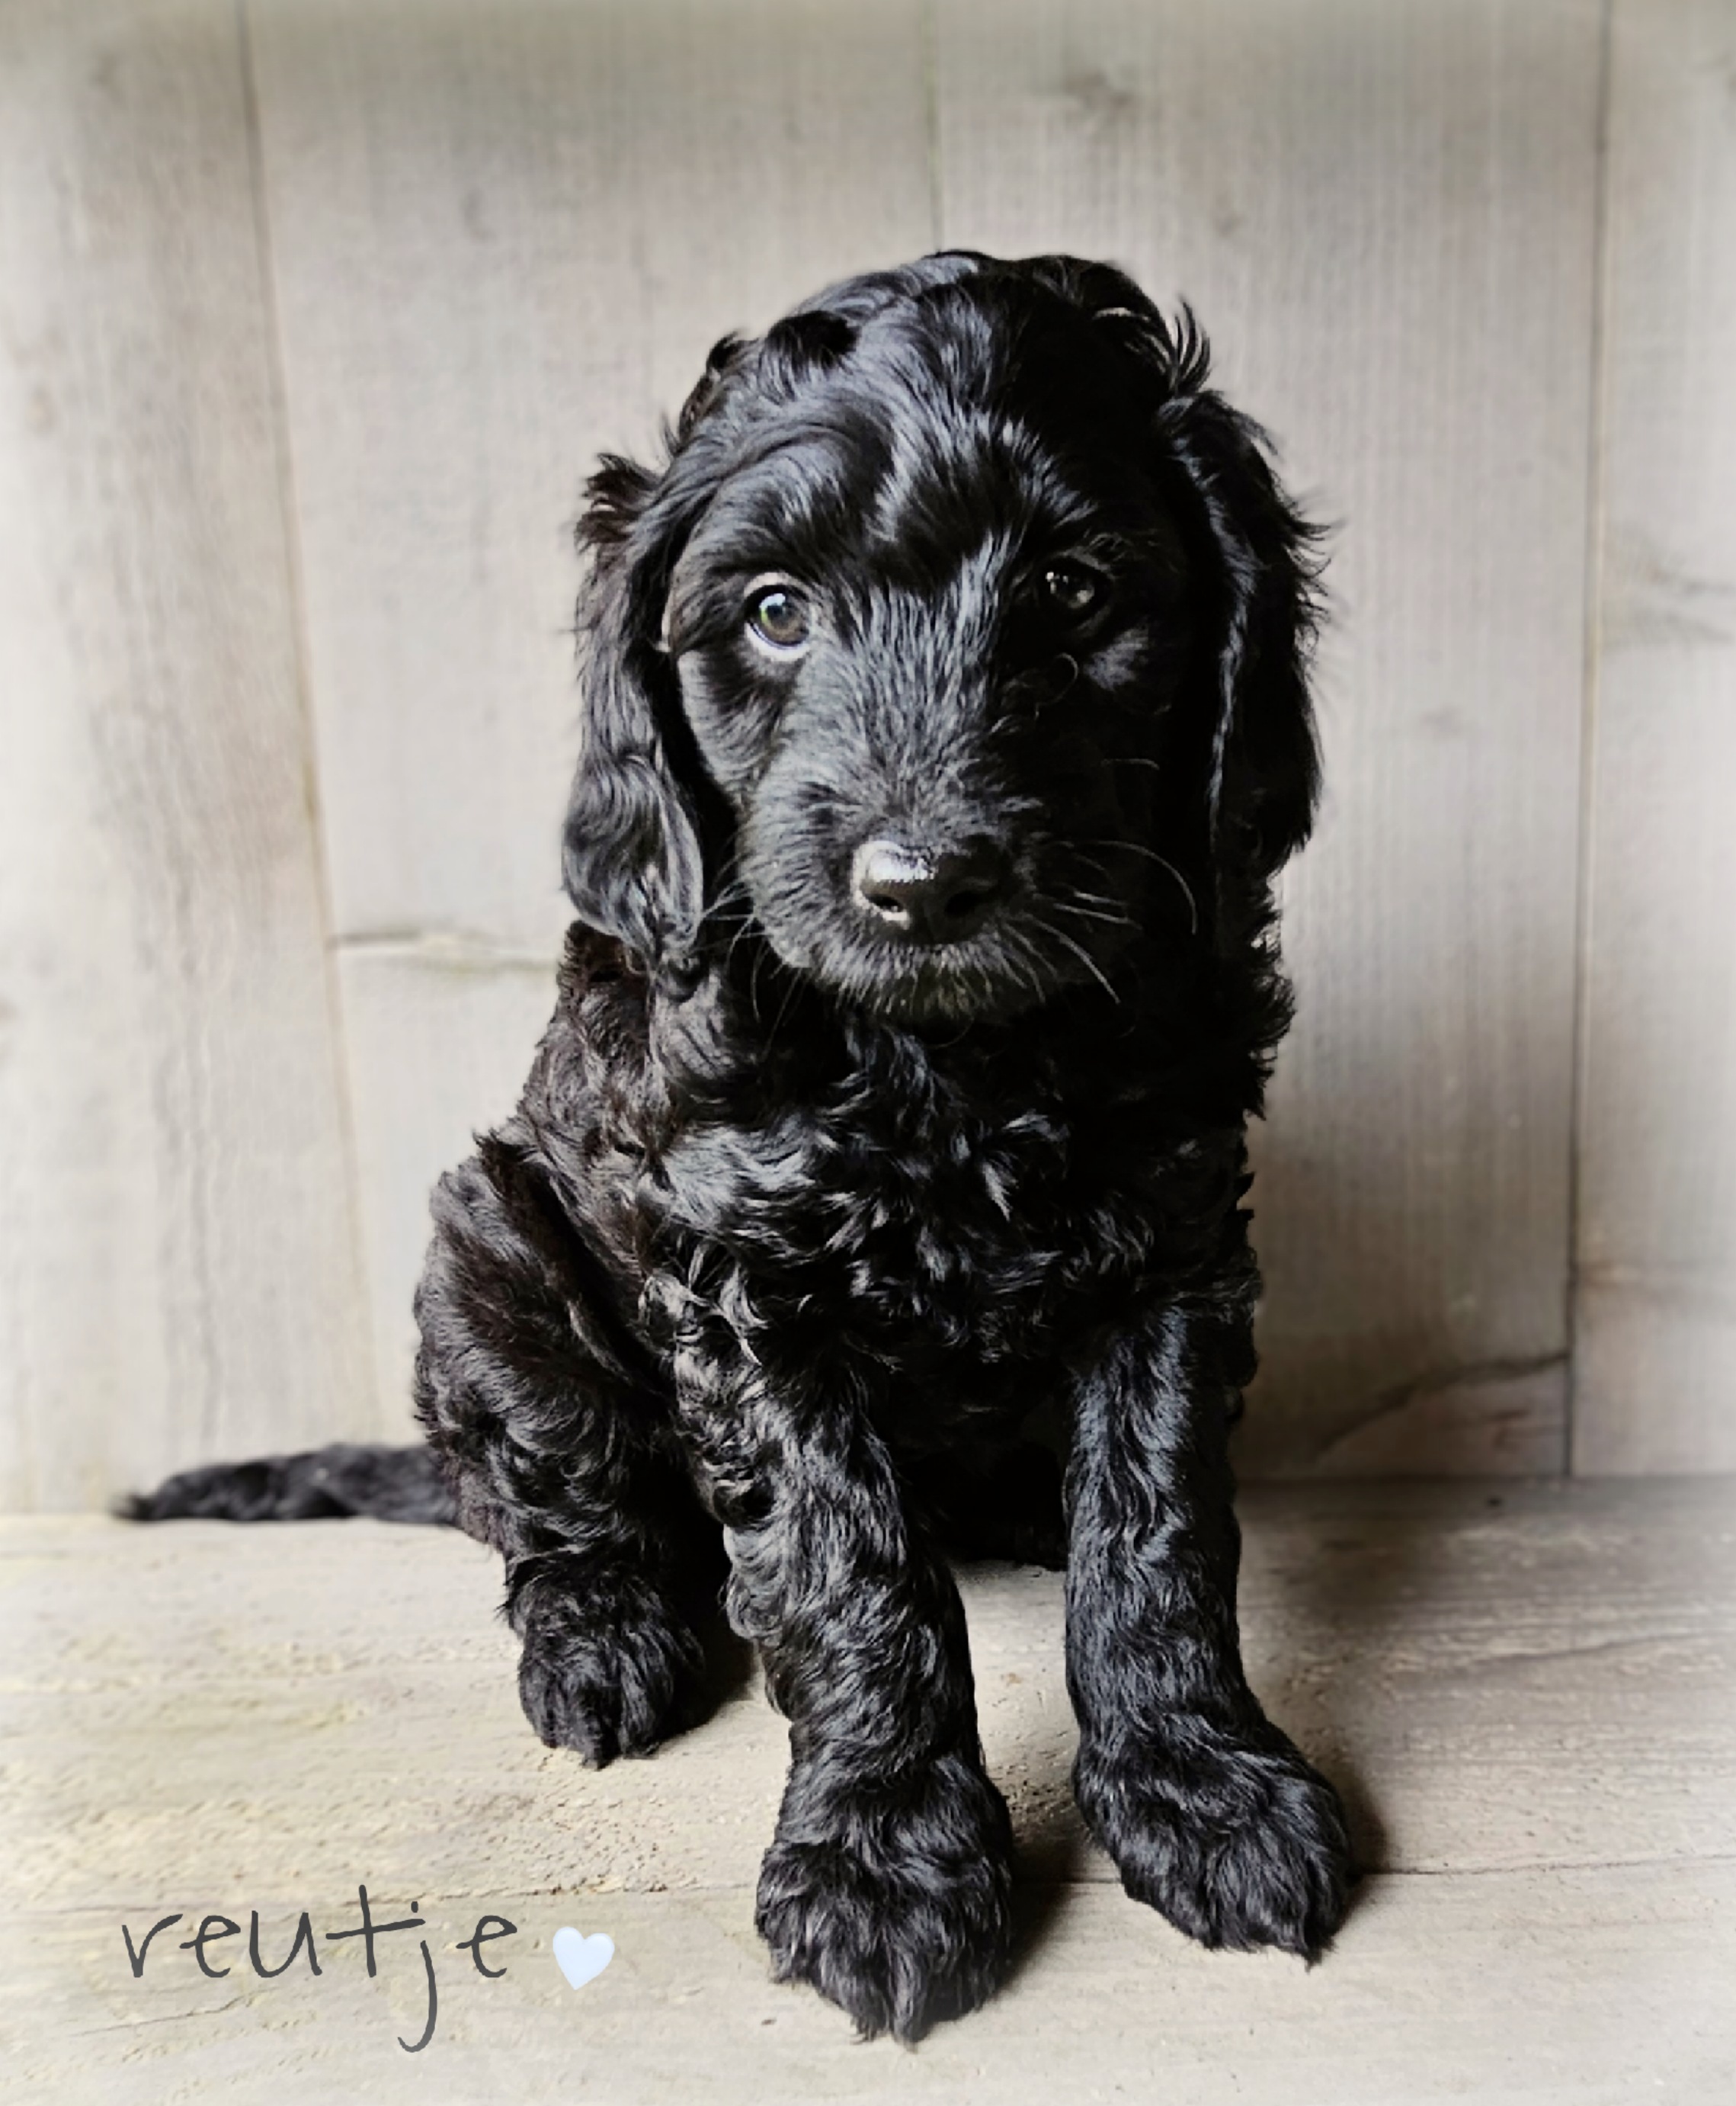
[669,1297,1014,2040]
[1066,1297,1351,1957]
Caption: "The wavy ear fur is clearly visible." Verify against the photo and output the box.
[562,346,748,982]
[1160,383,1322,893]
[1020,255,1321,897]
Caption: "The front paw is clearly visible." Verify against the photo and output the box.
[755,1752,1016,2040]
[1075,1720,1351,1959]
[513,1567,706,1767]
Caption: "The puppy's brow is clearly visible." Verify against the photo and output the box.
[681,437,875,575]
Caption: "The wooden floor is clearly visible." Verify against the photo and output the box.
[2,1479,1731,2104]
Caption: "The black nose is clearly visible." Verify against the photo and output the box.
[850,838,1011,943]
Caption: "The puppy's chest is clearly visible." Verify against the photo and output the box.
[813,1135,1143,1358]
[659,1090,1209,1364]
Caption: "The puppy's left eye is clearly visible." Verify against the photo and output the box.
[1042,563,1107,617]
[745,584,812,653]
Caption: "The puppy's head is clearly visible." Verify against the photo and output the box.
[563,252,1319,1025]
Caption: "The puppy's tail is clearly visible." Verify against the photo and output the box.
[120,1442,455,1526]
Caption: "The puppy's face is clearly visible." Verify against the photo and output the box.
[658,293,1205,1025]
[564,256,1318,1022]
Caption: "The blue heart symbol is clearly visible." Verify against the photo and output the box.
[552,1927,614,1990]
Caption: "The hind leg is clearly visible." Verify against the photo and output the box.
[415,1137,722,1766]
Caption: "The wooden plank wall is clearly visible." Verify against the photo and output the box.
[1574,0,1736,1473]
[0,0,375,1510]
[0,0,1729,1503]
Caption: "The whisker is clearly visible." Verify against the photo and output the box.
[1078,835,1170,863]
[1049,878,1139,930]
[1001,928,1050,1008]
[1001,909,1054,994]
[1074,836,1200,937]
[1030,915,1122,1004]
[697,875,750,931]
[724,916,760,975]
[765,959,802,1051]
[1050,897,1137,931]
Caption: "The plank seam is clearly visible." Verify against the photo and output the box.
[230,0,380,1428]
[22,1859,1735,1915]
[1565,0,1619,1476]
[920,0,942,248]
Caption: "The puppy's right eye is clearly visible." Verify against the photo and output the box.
[745,585,811,653]
[1042,563,1107,617]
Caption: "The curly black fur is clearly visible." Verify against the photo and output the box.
[130,252,1351,2039]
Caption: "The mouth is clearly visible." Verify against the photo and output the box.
[757,912,1089,1027]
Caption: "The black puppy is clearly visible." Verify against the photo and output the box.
[133,252,1350,2039]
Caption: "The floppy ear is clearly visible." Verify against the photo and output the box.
[563,341,753,982]
[1158,383,1322,893]
[562,455,704,980]
[1016,255,1321,893]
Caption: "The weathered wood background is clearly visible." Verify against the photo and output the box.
[2,0,1731,1508]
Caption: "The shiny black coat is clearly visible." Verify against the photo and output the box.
[418,253,1350,2037]
[142,252,1353,2040]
